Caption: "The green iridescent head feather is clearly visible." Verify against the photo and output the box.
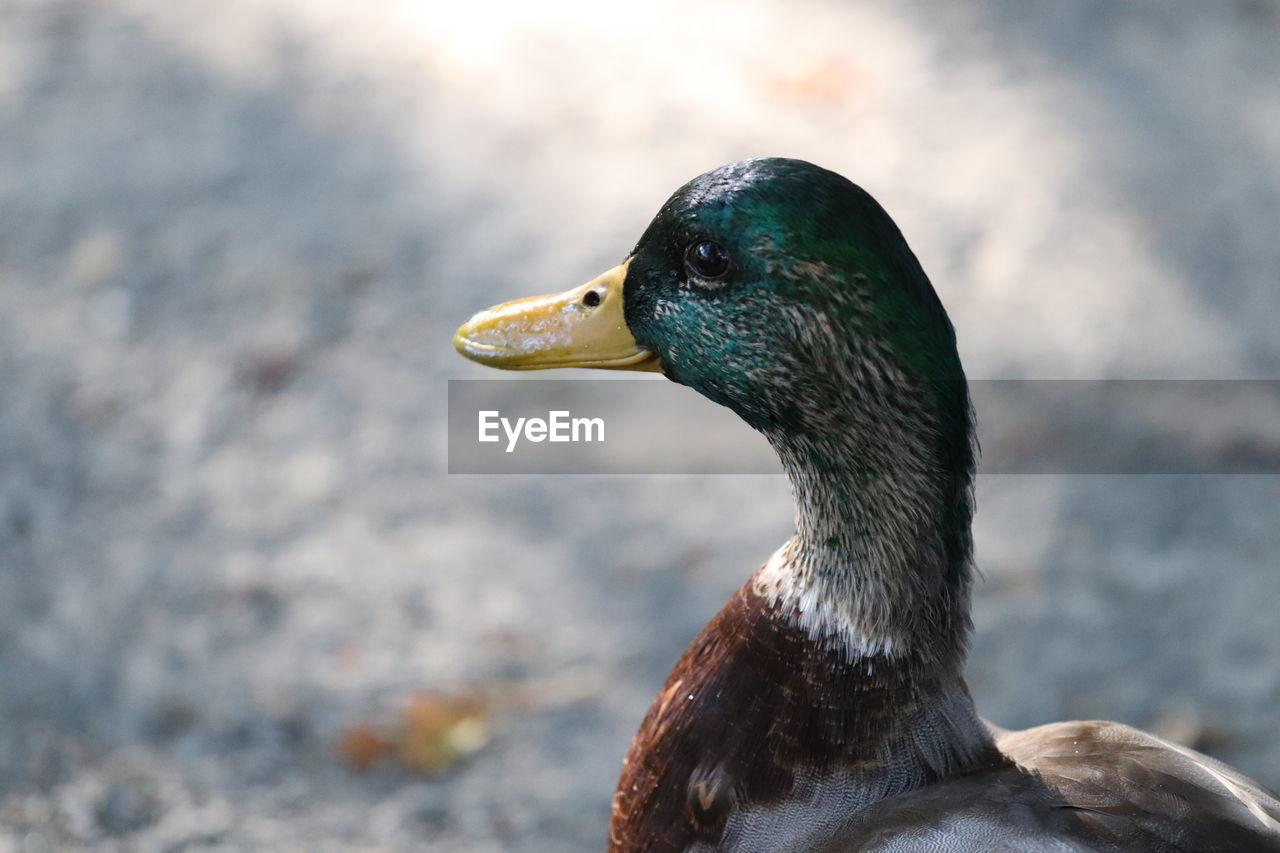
[624,158,972,474]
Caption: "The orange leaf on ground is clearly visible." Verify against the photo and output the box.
[337,724,393,771]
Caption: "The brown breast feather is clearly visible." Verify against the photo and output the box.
[607,580,998,852]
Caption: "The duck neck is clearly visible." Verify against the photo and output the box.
[754,374,985,720]
[749,397,992,784]
[771,445,971,652]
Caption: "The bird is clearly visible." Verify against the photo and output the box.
[454,158,1280,851]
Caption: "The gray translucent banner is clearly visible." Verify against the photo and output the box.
[447,379,1280,475]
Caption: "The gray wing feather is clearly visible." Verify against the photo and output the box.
[820,720,1280,852]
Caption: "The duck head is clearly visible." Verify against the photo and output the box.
[457,157,975,659]
[456,157,966,436]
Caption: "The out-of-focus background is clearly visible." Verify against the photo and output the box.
[2,0,1278,850]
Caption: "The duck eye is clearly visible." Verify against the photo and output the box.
[684,241,731,280]
[582,289,601,307]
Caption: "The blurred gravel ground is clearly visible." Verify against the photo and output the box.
[1,0,1278,850]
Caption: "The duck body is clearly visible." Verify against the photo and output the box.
[455,158,1280,851]
[615,581,1280,852]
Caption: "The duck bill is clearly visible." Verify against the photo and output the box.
[453,260,662,372]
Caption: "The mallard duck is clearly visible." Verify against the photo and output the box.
[454,159,1280,852]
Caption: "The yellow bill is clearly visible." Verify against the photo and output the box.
[453,260,662,372]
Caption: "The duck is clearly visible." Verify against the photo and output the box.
[453,158,1280,852]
